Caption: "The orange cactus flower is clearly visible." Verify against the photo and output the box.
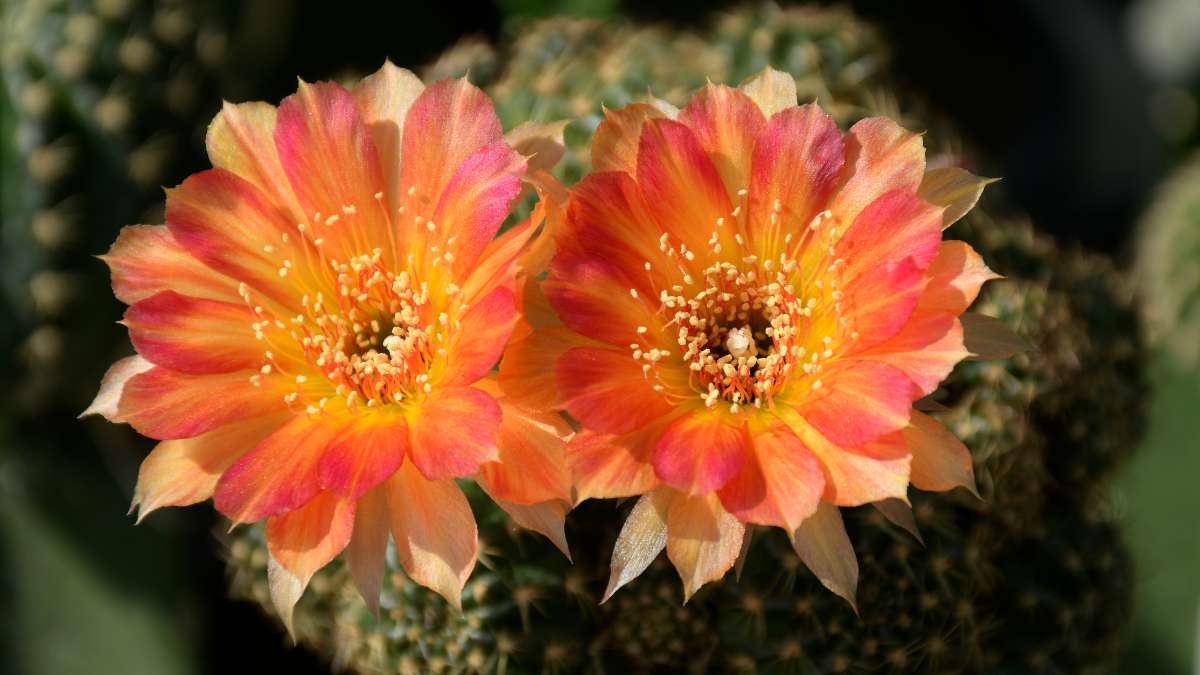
[82,62,572,629]
[503,67,1002,604]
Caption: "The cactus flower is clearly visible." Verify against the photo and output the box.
[83,62,572,629]
[504,67,1002,604]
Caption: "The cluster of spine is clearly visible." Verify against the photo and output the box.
[0,0,250,412]
[225,6,1144,674]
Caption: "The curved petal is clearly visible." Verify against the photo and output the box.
[790,501,858,611]
[125,290,259,374]
[407,386,501,481]
[788,413,912,507]
[265,490,355,630]
[739,67,797,117]
[666,492,745,602]
[717,421,824,532]
[746,104,844,257]
[906,410,978,496]
[677,83,765,200]
[591,103,665,175]
[544,253,660,348]
[275,79,391,260]
[840,256,925,351]
[81,355,153,420]
[399,77,502,223]
[918,166,993,229]
[431,141,526,277]
[206,101,299,220]
[834,189,943,285]
[652,411,748,495]
[797,360,918,449]
[213,413,350,523]
[830,117,925,227]
[352,61,425,212]
[486,494,571,560]
[556,347,674,435]
[602,488,673,602]
[918,240,999,314]
[563,170,672,283]
[345,485,390,615]
[637,118,734,257]
[165,168,300,310]
[386,462,478,609]
[441,286,518,387]
[132,413,288,522]
[856,313,968,394]
[476,401,571,505]
[498,325,589,412]
[318,412,408,500]
[568,427,662,502]
[102,225,239,305]
[116,367,284,441]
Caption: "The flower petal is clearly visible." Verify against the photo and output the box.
[124,290,258,374]
[666,491,745,602]
[385,462,477,609]
[568,427,662,502]
[498,325,588,412]
[318,412,408,500]
[918,240,999,314]
[872,498,923,544]
[116,367,284,441]
[441,287,518,388]
[206,101,304,226]
[830,117,925,227]
[905,410,978,496]
[790,501,858,611]
[602,487,673,602]
[591,103,665,175]
[856,312,968,394]
[504,119,569,177]
[274,80,391,260]
[345,485,390,615]
[431,141,526,277]
[81,354,153,420]
[840,256,926,351]
[747,103,844,256]
[798,360,918,449]
[351,61,425,212]
[788,413,912,506]
[487,494,571,560]
[834,189,943,285]
[132,413,288,522]
[400,77,502,221]
[213,413,349,523]
[476,400,571,505]
[677,83,766,200]
[544,251,660,348]
[101,225,239,305]
[407,386,501,481]
[265,491,355,630]
[165,168,300,309]
[652,411,748,495]
[557,347,674,435]
[917,166,993,229]
[961,313,1029,359]
[637,118,734,256]
[563,170,672,284]
[717,421,824,532]
[739,67,798,117]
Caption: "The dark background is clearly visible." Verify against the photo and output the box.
[2,0,1197,673]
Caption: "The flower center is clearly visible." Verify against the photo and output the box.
[630,208,854,415]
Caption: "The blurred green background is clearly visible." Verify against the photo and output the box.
[2,0,1198,673]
